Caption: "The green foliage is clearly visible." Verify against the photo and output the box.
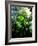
[11,7,32,37]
